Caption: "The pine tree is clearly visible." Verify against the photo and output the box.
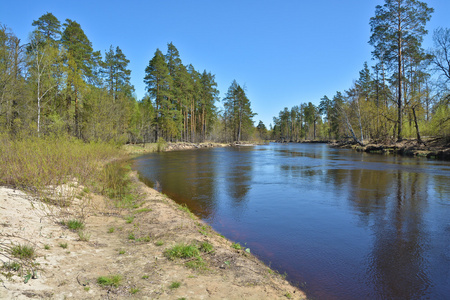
[369,0,433,141]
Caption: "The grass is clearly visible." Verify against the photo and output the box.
[44,244,50,250]
[78,230,91,241]
[0,135,120,204]
[67,219,85,231]
[185,257,207,270]
[164,243,200,260]
[59,242,68,249]
[231,242,242,250]
[108,227,115,233]
[141,275,149,279]
[128,233,135,240]
[97,274,122,287]
[169,281,181,289]
[130,287,140,294]
[11,244,35,259]
[125,215,134,224]
[119,249,126,255]
[3,261,21,271]
[155,241,164,246]
[134,208,152,214]
[199,242,213,253]
[178,204,195,219]
[164,242,212,270]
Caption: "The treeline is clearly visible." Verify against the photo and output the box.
[0,13,256,143]
[272,0,450,144]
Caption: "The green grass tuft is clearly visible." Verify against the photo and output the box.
[97,274,122,287]
[11,244,35,259]
[67,219,85,231]
[169,281,181,289]
[164,243,200,260]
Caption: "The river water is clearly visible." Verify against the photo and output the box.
[132,143,450,299]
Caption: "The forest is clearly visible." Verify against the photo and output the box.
[0,13,256,144]
[271,1,449,144]
[1,0,450,146]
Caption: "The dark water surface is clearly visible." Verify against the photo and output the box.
[132,143,450,299]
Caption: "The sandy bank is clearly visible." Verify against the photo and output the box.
[0,172,305,299]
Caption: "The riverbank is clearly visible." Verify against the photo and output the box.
[330,137,450,160]
[0,170,305,299]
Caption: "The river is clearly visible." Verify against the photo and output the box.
[132,143,450,299]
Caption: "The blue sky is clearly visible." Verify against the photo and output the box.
[1,0,449,127]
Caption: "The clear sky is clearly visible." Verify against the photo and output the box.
[1,0,449,127]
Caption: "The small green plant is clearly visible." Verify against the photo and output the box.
[125,215,134,224]
[119,249,126,255]
[128,233,135,240]
[84,286,90,292]
[141,275,149,279]
[231,243,242,250]
[44,244,50,250]
[185,257,207,270]
[67,219,85,231]
[155,241,164,246]
[134,208,152,214]
[78,230,91,241]
[199,242,213,253]
[169,281,181,289]
[11,244,35,259]
[285,292,292,299]
[97,274,122,287]
[164,243,200,260]
[3,261,21,271]
[108,227,115,233]
[136,236,151,242]
[83,187,90,193]
[178,204,195,219]
[130,287,140,294]
[59,242,68,249]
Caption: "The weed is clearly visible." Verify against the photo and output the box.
[119,249,125,255]
[108,227,115,233]
[11,244,35,259]
[59,242,68,249]
[155,241,164,246]
[44,244,50,250]
[199,242,213,253]
[3,261,21,271]
[178,204,195,219]
[141,275,149,279]
[67,219,85,231]
[97,274,122,287]
[125,215,134,224]
[78,230,91,241]
[231,243,242,250]
[130,287,140,294]
[83,187,90,193]
[136,236,151,242]
[185,257,207,270]
[169,281,181,289]
[84,287,90,292]
[128,233,135,240]
[164,243,200,260]
[285,292,292,299]
[134,208,152,214]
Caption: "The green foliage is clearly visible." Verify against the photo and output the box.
[156,137,167,152]
[164,243,200,260]
[97,274,122,287]
[11,244,35,259]
[231,243,242,250]
[59,242,68,249]
[130,287,140,294]
[67,219,85,231]
[169,281,181,289]
[199,242,213,253]
[3,261,21,272]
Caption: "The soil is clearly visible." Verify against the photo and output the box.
[0,172,305,299]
